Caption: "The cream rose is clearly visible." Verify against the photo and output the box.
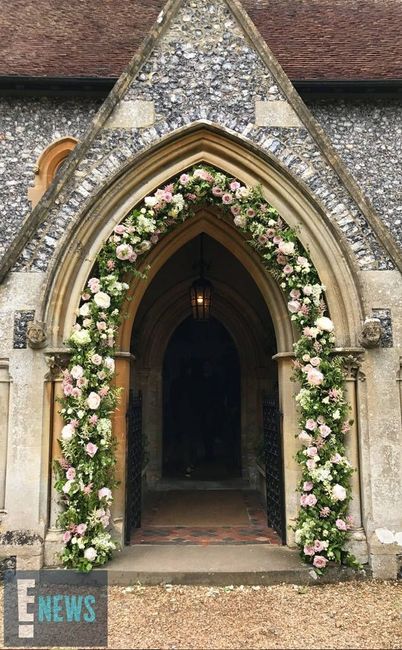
[278,241,295,256]
[87,392,101,410]
[316,316,334,332]
[332,484,347,501]
[94,292,111,309]
[84,547,97,562]
[79,303,91,317]
[61,424,75,441]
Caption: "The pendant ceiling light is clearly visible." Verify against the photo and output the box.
[190,234,213,320]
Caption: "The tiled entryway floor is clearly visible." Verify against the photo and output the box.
[130,490,281,545]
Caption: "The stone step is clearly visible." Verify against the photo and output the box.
[98,544,368,586]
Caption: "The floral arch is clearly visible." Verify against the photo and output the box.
[54,163,358,574]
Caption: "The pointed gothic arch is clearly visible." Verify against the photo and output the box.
[42,126,367,562]
[42,124,364,350]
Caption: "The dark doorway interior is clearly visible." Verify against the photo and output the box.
[163,316,241,480]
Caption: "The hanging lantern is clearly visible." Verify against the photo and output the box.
[190,234,213,320]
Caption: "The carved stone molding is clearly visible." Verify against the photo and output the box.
[27,320,47,349]
[342,352,366,382]
[45,351,71,380]
[359,317,383,349]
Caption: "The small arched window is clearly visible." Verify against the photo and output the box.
[28,136,78,208]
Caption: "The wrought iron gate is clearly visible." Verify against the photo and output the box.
[262,393,286,543]
[124,390,142,544]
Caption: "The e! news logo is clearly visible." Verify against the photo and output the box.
[3,570,108,647]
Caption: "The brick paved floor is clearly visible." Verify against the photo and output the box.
[131,490,281,545]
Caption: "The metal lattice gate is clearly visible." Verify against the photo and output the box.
[124,390,142,544]
[262,394,286,543]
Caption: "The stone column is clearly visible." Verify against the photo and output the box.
[273,352,299,548]
[0,358,11,514]
[44,353,70,566]
[342,353,368,564]
[112,353,133,544]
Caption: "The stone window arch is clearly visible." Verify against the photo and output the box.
[28,136,78,208]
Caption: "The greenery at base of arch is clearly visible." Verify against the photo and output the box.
[54,165,357,574]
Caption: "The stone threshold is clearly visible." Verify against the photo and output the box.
[90,544,369,586]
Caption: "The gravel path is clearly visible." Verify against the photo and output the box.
[108,581,402,649]
[0,580,401,648]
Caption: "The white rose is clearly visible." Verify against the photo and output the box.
[61,424,75,441]
[62,480,72,494]
[316,316,334,332]
[79,303,91,317]
[278,241,295,256]
[104,357,115,373]
[332,484,347,501]
[71,329,91,346]
[144,195,158,207]
[71,365,84,380]
[94,292,111,309]
[87,392,101,410]
[84,547,97,562]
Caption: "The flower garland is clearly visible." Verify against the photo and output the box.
[55,165,355,573]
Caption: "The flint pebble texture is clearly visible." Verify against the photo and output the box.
[372,308,394,348]
[0,0,399,272]
[0,98,101,260]
[13,310,35,349]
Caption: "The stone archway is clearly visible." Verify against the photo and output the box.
[41,127,368,567]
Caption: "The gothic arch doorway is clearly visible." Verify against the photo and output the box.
[127,230,285,546]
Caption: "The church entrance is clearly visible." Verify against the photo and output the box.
[127,228,286,546]
[162,316,241,481]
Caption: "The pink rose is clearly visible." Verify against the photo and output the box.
[273,236,282,245]
[288,300,301,313]
[303,545,315,556]
[300,493,317,507]
[303,481,313,491]
[278,241,295,256]
[71,365,84,380]
[66,467,76,481]
[307,367,324,386]
[306,446,318,458]
[266,228,275,238]
[290,289,301,299]
[116,243,134,261]
[87,392,101,410]
[114,224,126,235]
[85,442,98,458]
[222,193,233,204]
[310,357,321,367]
[230,205,241,215]
[230,181,240,191]
[313,555,327,568]
[98,487,112,501]
[76,523,87,535]
[306,458,316,471]
[97,321,107,331]
[336,518,347,531]
[331,453,342,464]
[305,419,317,431]
[246,208,255,218]
[314,540,326,552]
[63,531,72,543]
[319,424,331,438]
[212,186,224,196]
[71,387,81,398]
[163,191,173,203]
[283,264,293,275]
[88,277,101,294]
[179,174,190,185]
